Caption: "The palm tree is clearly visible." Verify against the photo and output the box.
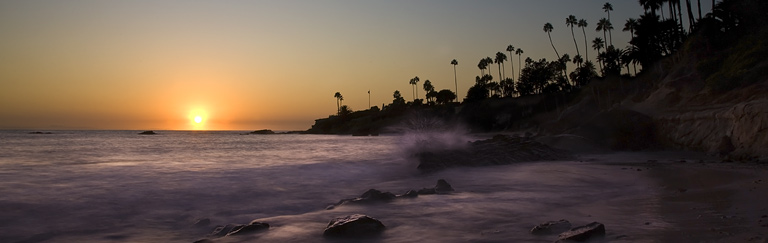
[334,92,343,115]
[596,18,613,47]
[494,52,507,81]
[578,19,589,62]
[451,59,458,100]
[573,54,584,68]
[506,45,515,81]
[515,48,524,81]
[423,79,434,103]
[543,23,560,59]
[640,0,663,16]
[603,2,614,45]
[566,15,580,58]
[484,57,494,81]
[623,18,638,39]
[477,58,487,76]
[592,37,605,73]
[409,76,420,100]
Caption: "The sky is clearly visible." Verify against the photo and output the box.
[0,0,714,131]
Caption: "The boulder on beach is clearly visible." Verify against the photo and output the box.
[418,179,455,195]
[530,219,571,235]
[138,130,156,135]
[556,222,606,242]
[416,135,572,172]
[326,179,454,209]
[323,214,385,238]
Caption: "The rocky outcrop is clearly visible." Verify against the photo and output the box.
[248,129,275,135]
[323,214,385,238]
[327,179,455,209]
[138,131,156,135]
[530,219,572,235]
[416,135,572,172]
[556,222,606,242]
[654,99,768,159]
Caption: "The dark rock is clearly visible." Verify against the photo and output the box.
[249,129,275,135]
[358,189,396,201]
[209,224,240,237]
[416,135,572,172]
[226,221,269,236]
[193,218,210,227]
[434,179,454,193]
[28,131,53,134]
[192,239,214,243]
[530,219,571,235]
[557,222,606,242]
[138,130,156,135]
[323,214,385,238]
[398,189,419,198]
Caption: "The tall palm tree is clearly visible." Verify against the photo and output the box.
[578,19,589,62]
[409,76,420,100]
[640,0,663,16]
[596,18,613,47]
[494,52,507,80]
[515,48,524,81]
[566,15,580,58]
[573,54,584,69]
[477,58,487,76]
[506,45,515,81]
[451,59,458,100]
[334,92,343,115]
[592,37,605,73]
[603,2,614,45]
[543,23,561,59]
[484,57,494,81]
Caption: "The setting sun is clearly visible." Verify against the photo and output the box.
[188,109,209,130]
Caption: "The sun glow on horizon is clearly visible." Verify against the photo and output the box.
[188,109,208,130]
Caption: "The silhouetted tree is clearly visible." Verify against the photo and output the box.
[624,18,638,38]
[392,90,406,107]
[543,23,561,59]
[515,48,524,81]
[569,60,598,87]
[566,15,581,58]
[603,2,615,45]
[484,57,494,80]
[423,80,435,103]
[578,19,590,62]
[596,18,613,48]
[409,76,420,100]
[506,45,515,81]
[334,92,343,115]
[494,52,507,80]
[477,58,488,76]
[435,89,456,105]
[592,37,606,73]
[451,59,458,101]
[339,105,352,117]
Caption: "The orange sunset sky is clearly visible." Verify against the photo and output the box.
[2,1,708,130]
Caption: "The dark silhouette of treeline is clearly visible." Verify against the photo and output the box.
[306,0,767,134]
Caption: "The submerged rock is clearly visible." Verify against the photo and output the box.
[323,214,385,237]
[327,180,455,209]
[556,222,606,242]
[138,130,156,135]
[530,219,571,235]
[417,135,572,172]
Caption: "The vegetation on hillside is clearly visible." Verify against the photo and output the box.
[308,0,768,134]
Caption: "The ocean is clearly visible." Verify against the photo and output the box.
[0,130,665,242]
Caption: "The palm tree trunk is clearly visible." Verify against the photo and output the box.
[686,0,695,32]
[571,27,580,57]
[548,33,561,59]
[498,63,503,82]
[582,27,589,62]
[697,0,702,19]
[518,54,522,82]
[508,51,515,81]
[453,65,457,100]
